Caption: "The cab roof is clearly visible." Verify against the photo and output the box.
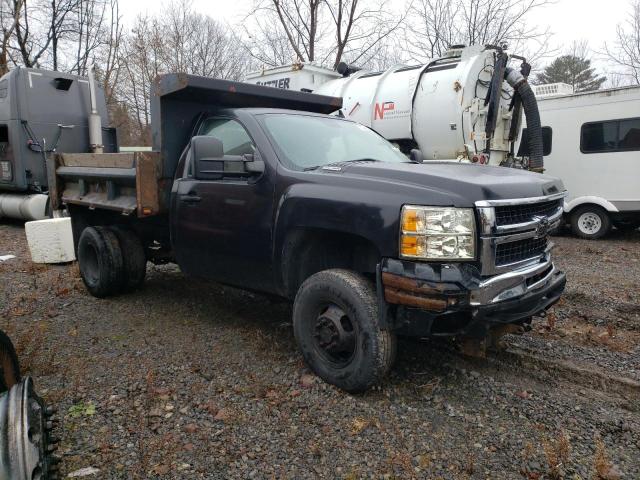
[151,73,343,179]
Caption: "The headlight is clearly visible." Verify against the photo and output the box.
[400,206,476,260]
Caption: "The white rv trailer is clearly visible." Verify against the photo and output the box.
[525,85,640,238]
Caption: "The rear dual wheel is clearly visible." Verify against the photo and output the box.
[78,226,146,298]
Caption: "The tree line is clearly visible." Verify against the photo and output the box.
[0,0,638,145]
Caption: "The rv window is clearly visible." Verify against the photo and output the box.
[580,117,640,153]
[0,125,8,143]
[618,118,640,150]
[517,126,552,157]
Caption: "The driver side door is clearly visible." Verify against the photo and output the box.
[171,117,277,291]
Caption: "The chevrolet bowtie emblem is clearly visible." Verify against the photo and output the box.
[533,215,550,238]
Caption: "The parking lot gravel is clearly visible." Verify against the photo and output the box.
[1,220,638,479]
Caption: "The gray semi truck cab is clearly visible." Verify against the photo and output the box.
[0,67,115,219]
[49,74,567,392]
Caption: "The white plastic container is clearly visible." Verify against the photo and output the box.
[25,217,76,263]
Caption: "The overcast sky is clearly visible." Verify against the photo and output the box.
[118,0,634,69]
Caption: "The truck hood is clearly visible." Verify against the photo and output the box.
[323,161,564,204]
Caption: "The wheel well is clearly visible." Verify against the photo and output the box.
[281,228,381,299]
[569,203,610,217]
[67,205,170,259]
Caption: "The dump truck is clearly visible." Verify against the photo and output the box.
[49,74,567,392]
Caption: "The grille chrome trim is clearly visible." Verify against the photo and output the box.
[495,206,563,234]
[470,256,557,306]
[476,191,566,276]
[475,191,566,208]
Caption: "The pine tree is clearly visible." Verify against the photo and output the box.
[534,55,606,92]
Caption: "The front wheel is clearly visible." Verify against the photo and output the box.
[570,205,611,239]
[293,269,396,393]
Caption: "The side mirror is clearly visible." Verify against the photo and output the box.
[243,153,265,174]
[409,149,424,162]
[192,136,224,180]
[191,136,265,180]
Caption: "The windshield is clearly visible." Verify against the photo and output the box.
[259,114,409,170]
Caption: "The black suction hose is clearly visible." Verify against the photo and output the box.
[504,67,543,171]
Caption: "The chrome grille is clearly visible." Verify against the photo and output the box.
[495,199,562,226]
[475,192,566,276]
[496,237,548,266]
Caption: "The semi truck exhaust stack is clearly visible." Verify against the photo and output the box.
[87,66,103,154]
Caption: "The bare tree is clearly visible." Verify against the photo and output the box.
[243,0,404,69]
[405,0,554,64]
[0,0,24,74]
[404,0,459,60]
[95,0,121,106]
[603,0,640,85]
[242,0,325,67]
[117,1,253,144]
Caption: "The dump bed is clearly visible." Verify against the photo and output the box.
[50,74,342,217]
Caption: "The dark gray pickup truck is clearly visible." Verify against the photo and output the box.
[50,74,566,392]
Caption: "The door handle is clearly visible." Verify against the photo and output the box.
[180,193,201,204]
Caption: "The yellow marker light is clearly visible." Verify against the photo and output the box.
[400,234,419,256]
[401,208,420,233]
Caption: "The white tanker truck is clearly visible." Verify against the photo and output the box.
[245,44,544,171]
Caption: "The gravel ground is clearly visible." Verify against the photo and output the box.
[1,220,638,479]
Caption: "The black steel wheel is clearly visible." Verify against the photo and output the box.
[293,269,396,393]
[77,226,124,298]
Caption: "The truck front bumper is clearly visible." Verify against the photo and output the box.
[378,256,566,337]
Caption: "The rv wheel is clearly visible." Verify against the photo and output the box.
[570,205,611,240]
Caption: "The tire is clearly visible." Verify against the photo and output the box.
[112,227,147,292]
[570,205,611,240]
[0,330,20,393]
[77,226,124,298]
[293,269,396,393]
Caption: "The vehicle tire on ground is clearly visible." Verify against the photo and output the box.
[77,226,125,298]
[0,329,20,393]
[112,226,147,292]
[570,205,611,239]
[293,269,397,393]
